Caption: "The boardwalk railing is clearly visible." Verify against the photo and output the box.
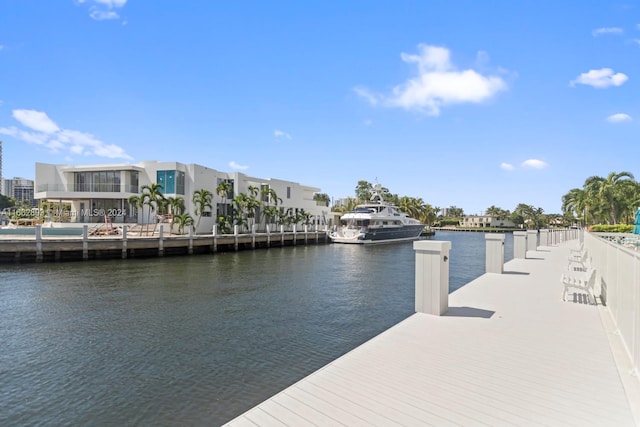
[585,231,640,377]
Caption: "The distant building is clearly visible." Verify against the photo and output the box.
[35,161,328,233]
[0,139,3,194]
[3,176,36,207]
[460,215,516,228]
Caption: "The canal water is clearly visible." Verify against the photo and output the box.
[1,231,512,426]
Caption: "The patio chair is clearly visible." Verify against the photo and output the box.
[561,267,597,304]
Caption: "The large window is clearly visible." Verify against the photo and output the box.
[74,171,121,192]
[157,170,185,195]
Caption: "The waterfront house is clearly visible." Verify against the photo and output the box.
[460,214,516,228]
[35,161,328,234]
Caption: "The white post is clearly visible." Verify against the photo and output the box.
[539,229,549,247]
[35,224,43,263]
[122,225,128,259]
[158,226,164,256]
[82,225,89,260]
[526,230,538,252]
[485,233,505,274]
[414,240,451,316]
[513,231,526,259]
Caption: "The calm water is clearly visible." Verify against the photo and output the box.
[0,231,512,426]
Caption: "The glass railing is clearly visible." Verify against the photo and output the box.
[36,184,139,193]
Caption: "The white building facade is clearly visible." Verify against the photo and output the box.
[3,176,36,207]
[460,215,516,228]
[35,161,329,234]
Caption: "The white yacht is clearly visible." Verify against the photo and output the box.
[329,185,425,244]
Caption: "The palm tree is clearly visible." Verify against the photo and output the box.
[139,183,165,235]
[232,193,249,231]
[313,192,330,207]
[562,188,588,226]
[166,196,185,216]
[173,212,194,235]
[216,180,233,218]
[128,194,143,224]
[260,186,281,229]
[192,188,213,232]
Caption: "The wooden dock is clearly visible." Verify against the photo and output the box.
[225,243,640,426]
[0,228,329,263]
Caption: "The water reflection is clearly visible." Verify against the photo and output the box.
[0,231,511,426]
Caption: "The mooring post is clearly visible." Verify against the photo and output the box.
[513,231,526,259]
[188,226,193,255]
[292,224,297,246]
[413,240,451,316]
[158,226,164,257]
[251,224,256,249]
[234,225,239,251]
[485,233,505,274]
[35,224,43,263]
[266,224,271,247]
[212,225,218,253]
[526,230,538,252]
[539,229,549,247]
[122,225,128,259]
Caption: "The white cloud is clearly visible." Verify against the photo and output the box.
[570,68,628,88]
[76,0,127,21]
[353,86,381,106]
[90,10,120,20]
[274,129,292,140]
[0,45,4,51]
[606,113,632,123]
[592,27,623,36]
[229,161,248,170]
[355,44,507,116]
[363,119,373,126]
[13,109,60,133]
[94,0,127,7]
[500,162,515,171]
[0,108,132,160]
[521,159,548,169]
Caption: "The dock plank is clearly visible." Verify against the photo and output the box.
[224,244,637,426]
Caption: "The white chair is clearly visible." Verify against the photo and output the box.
[561,268,596,304]
[568,249,589,271]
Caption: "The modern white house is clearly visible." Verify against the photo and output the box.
[460,214,516,228]
[35,161,329,234]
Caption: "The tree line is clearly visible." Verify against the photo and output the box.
[127,181,315,235]
[329,174,640,230]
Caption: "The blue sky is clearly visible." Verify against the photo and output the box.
[0,0,638,215]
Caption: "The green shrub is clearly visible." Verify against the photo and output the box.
[590,224,634,233]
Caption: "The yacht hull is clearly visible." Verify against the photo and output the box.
[330,224,425,244]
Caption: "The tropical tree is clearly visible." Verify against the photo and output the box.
[216,179,233,218]
[355,180,373,202]
[128,194,143,223]
[245,193,262,231]
[173,212,194,235]
[561,171,640,226]
[562,188,588,226]
[192,188,213,232]
[232,193,249,231]
[313,192,330,207]
[139,183,165,235]
[260,186,281,229]
[166,196,185,216]
[216,215,232,234]
[0,194,15,210]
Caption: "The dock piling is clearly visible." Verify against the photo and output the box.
[413,240,451,316]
